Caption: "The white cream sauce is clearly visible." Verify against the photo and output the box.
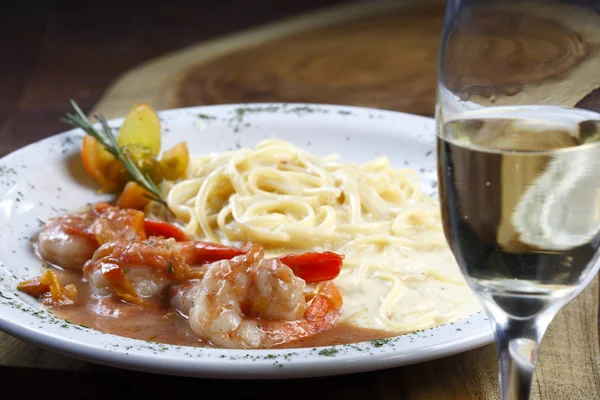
[333,247,481,332]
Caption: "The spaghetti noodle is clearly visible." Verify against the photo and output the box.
[163,139,479,332]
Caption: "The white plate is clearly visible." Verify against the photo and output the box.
[0,103,493,379]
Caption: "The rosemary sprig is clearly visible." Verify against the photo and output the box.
[61,100,171,212]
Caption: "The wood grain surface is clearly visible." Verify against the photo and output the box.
[172,7,443,115]
[2,0,600,398]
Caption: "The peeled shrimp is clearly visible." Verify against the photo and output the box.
[87,239,343,348]
[83,238,243,301]
[37,210,98,271]
[37,202,146,271]
[84,234,343,306]
[186,244,342,349]
[169,280,201,315]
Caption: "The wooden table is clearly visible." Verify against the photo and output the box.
[1,1,599,398]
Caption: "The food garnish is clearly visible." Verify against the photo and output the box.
[117,181,153,210]
[61,100,189,213]
[18,270,78,306]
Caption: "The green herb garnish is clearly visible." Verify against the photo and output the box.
[60,100,170,212]
[370,338,392,347]
[318,347,339,357]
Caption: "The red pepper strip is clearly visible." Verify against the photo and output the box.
[181,244,343,282]
[62,224,98,243]
[144,219,188,242]
[279,252,344,283]
[179,241,246,265]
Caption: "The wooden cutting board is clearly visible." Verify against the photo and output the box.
[92,0,600,119]
[3,0,599,398]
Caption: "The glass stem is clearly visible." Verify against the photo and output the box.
[485,305,557,400]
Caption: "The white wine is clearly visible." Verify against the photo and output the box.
[437,106,600,317]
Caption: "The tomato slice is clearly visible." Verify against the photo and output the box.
[80,135,124,192]
[118,103,161,156]
[117,182,151,210]
[80,103,162,193]
[160,142,189,180]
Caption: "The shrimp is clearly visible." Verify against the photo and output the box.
[37,209,98,271]
[84,233,343,303]
[187,244,343,349]
[37,202,146,271]
[83,238,244,302]
[169,280,201,315]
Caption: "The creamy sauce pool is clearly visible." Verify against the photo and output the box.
[333,248,481,332]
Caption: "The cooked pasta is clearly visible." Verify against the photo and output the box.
[164,139,480,332]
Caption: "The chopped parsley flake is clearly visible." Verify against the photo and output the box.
[318,347,339,357]
[370,338,392,347]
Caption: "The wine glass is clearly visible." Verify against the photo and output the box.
[435,1,600,399]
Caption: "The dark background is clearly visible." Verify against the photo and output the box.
[0,0,351,157]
